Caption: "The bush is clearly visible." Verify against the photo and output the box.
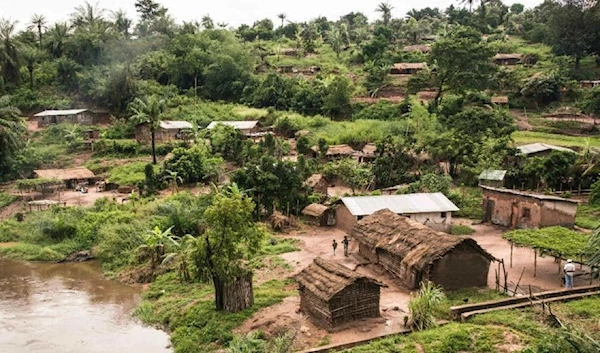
[450,225,476,235]
[95,222,145,271]
[409,281,446,331]
[589,179,600,205]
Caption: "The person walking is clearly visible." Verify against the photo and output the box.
[564,259,576,288]
[332,239,338,256]
[342,236,350,257]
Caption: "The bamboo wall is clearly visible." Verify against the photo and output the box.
[329,280,380,326]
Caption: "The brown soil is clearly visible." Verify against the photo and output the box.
[0,242,19,248]
[510,109,534,131]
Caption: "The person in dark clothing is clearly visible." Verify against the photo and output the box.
[332,239,338,256]
[342,236,350,256]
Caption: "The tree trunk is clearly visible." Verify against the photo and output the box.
[38,25,43,49]
[575,56,581,69]
[151,126,157,164]
[213,275,225,310]
[28,68,34,90]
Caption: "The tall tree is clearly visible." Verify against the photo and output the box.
[112,10,133,37]
[191,184,262,311]
[21,46,42,90]
[277,13,287,28]
[0,96,25,173]
[46,22,69,58]
[28,14,47,49]
[130,95,167,164]
[71,1,106,28]
[376,2,394,25]
[135,0,165,21]
[548,0,594,68]
[201,15,214,29]
[327,26,343,57]
[0,19,21,86]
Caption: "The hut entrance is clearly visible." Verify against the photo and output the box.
[483,199,494,222]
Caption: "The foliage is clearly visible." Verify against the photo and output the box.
[0,192,18,208]
[108,161,157,186]
[450,225,475,235]
[503,226,590,259]
[409,281,446,331]
[163,145,223,184]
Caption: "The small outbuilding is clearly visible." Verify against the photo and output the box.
[325,144,359,161]
[206,121,260,136]
[336,193,459,233]
[491,96,509,106]
[481,186,578,229]
[580,80,600,89]
[516,143,576,158]
[402,44,431,54]
[135,120,193,143]
[301,203,335,226]
[359,143,377,163]
[493,53,522,66]
[34,167,96,189]
[34,109,96,128]
[295,258,382,327]
[304,173,328,195]
[478,170,507,188]
[390,62,426,75]
[351,209,494,290]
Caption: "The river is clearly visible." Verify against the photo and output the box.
[0,258,172,353]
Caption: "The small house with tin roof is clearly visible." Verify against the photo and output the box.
[478,170,507,188]
[135,120,193,142]
[34,109,96,127]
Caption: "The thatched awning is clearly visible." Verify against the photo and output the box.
[392,62,426,70]
[34,167,95,181]
[295,258,382,301]
[305,174,325,188]
[326,144,358,157]
[362,143,377,157]
[350,209,495,271]
[302,203,329,217]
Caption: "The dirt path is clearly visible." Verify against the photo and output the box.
[510,109,534,131]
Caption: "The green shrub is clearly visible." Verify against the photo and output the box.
[450,225,475,235]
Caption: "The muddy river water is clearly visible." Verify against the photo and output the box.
[0,258,172,353]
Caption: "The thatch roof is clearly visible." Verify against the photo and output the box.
[295,258,382,301]
[362,143,377,157]
[327,144,357,156]
[494,53,523,60]
[403,44,431,53]
[491,96,509,104]
[34,167,95,181]
[305,173,326,188]
[351,209,494,271]
[302,203,329,217]
[392,62,426,71]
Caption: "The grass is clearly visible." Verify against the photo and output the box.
[107,161,158,186]
[136,272,296,353]
[0,192,18,208]
[512,131,600,149]
[575,203,600,229]
[450,224,475,235]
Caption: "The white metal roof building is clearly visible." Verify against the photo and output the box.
[159,121,193,130]
[340,193,459,217]
[34,109,89,117]
[517,143,576,156]
[206,121,259,130]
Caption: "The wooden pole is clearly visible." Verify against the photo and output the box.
[510,243,514,268]
[557,257,562,286]
[534,249,537,277]
[513,267,526,296]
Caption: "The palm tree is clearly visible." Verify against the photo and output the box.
[460,0,476,12]
[28,14,47,49]
[376,2,394,25]
[140,226,177,270]
[327,27,343,57]
[72,1,106,28]
[21,46,42,90]
[46,22,70,58]
[0,96,25,166]
[0,19,21,86]
[111,10,133,37]
[217,22,229,29]
[201,15,214,29]
[277,13,287,28]
[130,95,167,164]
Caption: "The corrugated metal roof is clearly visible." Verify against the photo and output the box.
[341,193,459,216]
[206,121,259,130]
[480,186,579,204]
[478,170,507,181]
[517,143,576,155]
[159,120,193,129]
[34,109,88,117]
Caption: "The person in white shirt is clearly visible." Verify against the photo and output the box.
[564,259,576,288]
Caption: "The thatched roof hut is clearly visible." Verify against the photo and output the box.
[301,203,334,226]
[304,173,328,195]
[325,144,359,161]
[295,258,382,326]
[351,209,494,289]
[390,62,426,75]
[34,167,96,189]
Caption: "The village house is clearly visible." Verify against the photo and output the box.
[295,258,382,327]
[34,167,96,189]
[580,80,600,89]
[359,143,377,163]
[481,186,578,229]
[390,62,426,75]
[324,144,360,161]
[34,109,97,128]
[206,121,261,136]
[301,203,335,226]
[402,44,431,54]
[351,209,494,290]
[517,143,576,158]
[478,170,507,188]
[304,173,328,195]
[135,121,193,143]
[82,129,100,141]
[336,193,459,233]
[491,96,509,106]
[493,53,523,66]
